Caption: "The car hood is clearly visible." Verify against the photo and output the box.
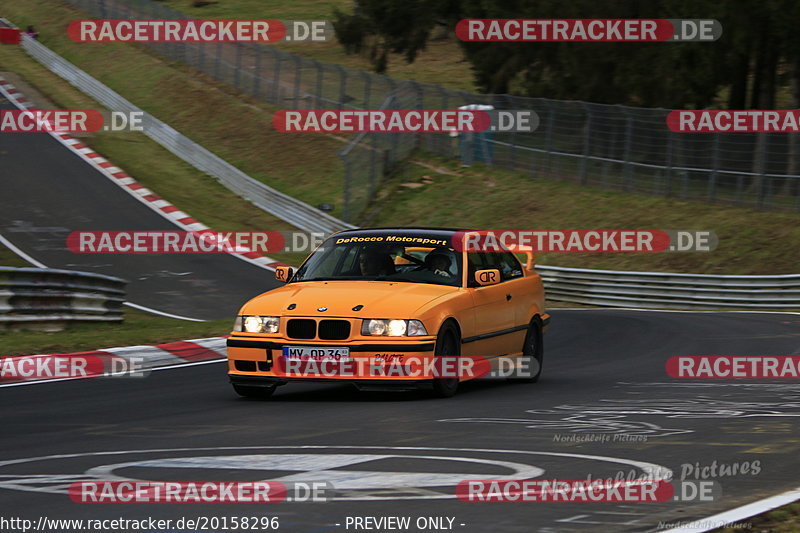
[241,280,459,318]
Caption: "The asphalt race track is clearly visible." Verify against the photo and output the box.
[0,100,280,320]
[2,309,799,532]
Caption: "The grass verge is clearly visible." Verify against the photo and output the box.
[712,501,800,532]
[371,157,800,274]
[0,244,31,268]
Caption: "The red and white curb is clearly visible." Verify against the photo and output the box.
[0,75,285,272]
[0,336,227,386]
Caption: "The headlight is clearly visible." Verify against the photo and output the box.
[237,315,280,333]
[362,319,428,336]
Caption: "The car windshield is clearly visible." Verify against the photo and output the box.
[291,235,462,287]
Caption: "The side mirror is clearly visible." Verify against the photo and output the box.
[474,269,501,286]
[275,265,294,283]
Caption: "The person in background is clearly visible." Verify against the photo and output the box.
[25,26,38,39]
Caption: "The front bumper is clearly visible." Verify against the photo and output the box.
[229,373,433,391]
[226,336,437,384]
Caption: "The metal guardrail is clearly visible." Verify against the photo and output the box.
[0,267,127,327]
[17,34,355,235]
[537,265,800,309]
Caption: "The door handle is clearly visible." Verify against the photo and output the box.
[506,294,512,301]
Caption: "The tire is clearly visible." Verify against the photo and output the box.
[233,384,276,399]
[510,319,543,383]
[432,324,460,398]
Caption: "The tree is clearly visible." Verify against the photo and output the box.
[333,0,799,110]
[332,0,458,74]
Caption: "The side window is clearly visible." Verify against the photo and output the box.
[494,252,523,280]
[472,252,522,283]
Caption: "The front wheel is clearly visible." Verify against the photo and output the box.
[432,324,460,398]
[233,384,276,399]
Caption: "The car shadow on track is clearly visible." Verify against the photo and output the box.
[228,379,545,403]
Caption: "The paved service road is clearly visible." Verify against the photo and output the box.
[0,100,280,320]
[2,309,799,532]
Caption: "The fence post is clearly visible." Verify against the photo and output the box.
[708,132,720,202]
[622,107,633,191]
[341,155,351,222]
[664,129,674,197]
[336,65,346,110]
[292,55,302,109]
[253,45,262,98]
[368,133,378,205]
[214,42,222,81]
[754,133,767,208]
[761,134,771,208]
[234,45,242,90]
[272,50,282,106]
[580,101,591,184]
[198,41,206,74]
[314,60,323,109]
[409,81,423,151]
[543,99,555,178]
[361,71,371,109]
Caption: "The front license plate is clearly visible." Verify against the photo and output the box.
[282,346,351,360]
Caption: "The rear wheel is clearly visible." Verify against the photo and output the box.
[510,319,543,383]
[233,384,276,399]
[432,324,460,398]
